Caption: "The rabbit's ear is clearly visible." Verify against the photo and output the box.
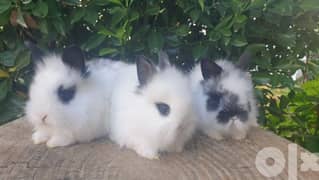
[158,51,170,70]
[62,45,85,73]
[24,41,45,63]
[136,56,157,87]
[200,58,223,80]
[236,51,253,70]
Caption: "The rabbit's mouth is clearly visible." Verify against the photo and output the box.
[217,106,248,124]
[41,115,48,124]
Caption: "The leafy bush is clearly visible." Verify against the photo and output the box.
[0,0,318,150]
[265,77,319,152]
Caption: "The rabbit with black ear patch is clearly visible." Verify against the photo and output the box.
[25,42,114,147]
[190,52,258,140]
[109,53,196,159]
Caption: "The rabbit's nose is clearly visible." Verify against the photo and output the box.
[41,115,48,124]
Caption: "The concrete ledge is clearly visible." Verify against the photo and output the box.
[0,118,318,179]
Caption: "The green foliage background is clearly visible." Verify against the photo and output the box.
[0,0,319,151]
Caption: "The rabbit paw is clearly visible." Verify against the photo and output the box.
[231,120,247,140]
[205,130,224,140]
[135,146,159,160]
[46,136,74,148]
[231,130,247,140]
[32,131,50,144]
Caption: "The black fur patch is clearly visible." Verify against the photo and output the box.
[200,59,223,80]
[57,85,76,104]
[217,105,248,124]
[136,56,156,87]
[62,46,85,73]
[247,101,252,112]
[216,94,248,123]
[25,41,45,63]
[206,92,222,111]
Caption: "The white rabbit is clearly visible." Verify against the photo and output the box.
[25,42,118,148]
[190,52,258,140]
[109,52,196,159]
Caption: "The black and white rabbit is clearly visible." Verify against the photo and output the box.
[190,52,258,140]
[109,52,196,159]
[25,42,116,147]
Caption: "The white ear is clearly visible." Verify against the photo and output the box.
[158,51,170,70]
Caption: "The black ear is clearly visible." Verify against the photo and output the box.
[236,51,253,70]
[62,45,85,73]
[200,58,223,80]
[136,56,157,87]
[24,41,45,63]
[158,51,170,70]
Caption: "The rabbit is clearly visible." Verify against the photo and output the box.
[25,42,117,148]
[190,51,258,140]
[109,52,196,159]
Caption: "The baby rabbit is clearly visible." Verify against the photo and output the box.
[109,52,196,159]
[25,42,113,147]
[190,52,258,140]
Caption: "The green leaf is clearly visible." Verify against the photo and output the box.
[192,44,208,59]
[189,9,201,22]
[94,0,112,6]
[145,6,165,16]
[99,28,115,37]
[82,34,105,51]
[268,0,294,16]
[249,0,267,9]
[15,50,31,71]
[220,28,232,37]
[71,8,86,24]
[198,0,204,11]
[128,10,139,22]
[235,14,247,24]
[99,48,119,56]
[62,0,81,6]
[109,7,127,26]
[0,70,9,78]
[38,20,48,34]
[0,93,25,125]
[52,18,66,36]
[107,0,123,6]
[215,15,233,30]
[32,0,48,18]
[0,51,16,67]
[21,0,32,4]
[175,25,189,37]
[279,95,289,110]
[304,135,319,152]
[84,8,99,25]
[300,0,319,11]
[147,31,164,53]
[0,9,10,25]
[208,30,221,41]
[0,1,11,14]
[231,36,248,47]
[0,80,9,101]
[274,33,296,47]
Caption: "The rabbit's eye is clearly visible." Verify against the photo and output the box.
[57,85,76,104]
[155,102,170,116]
[206,92,222,111]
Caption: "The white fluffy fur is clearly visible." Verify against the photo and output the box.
[109,64,196,159]
[191,60,258,140]
[25,55,119,147]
